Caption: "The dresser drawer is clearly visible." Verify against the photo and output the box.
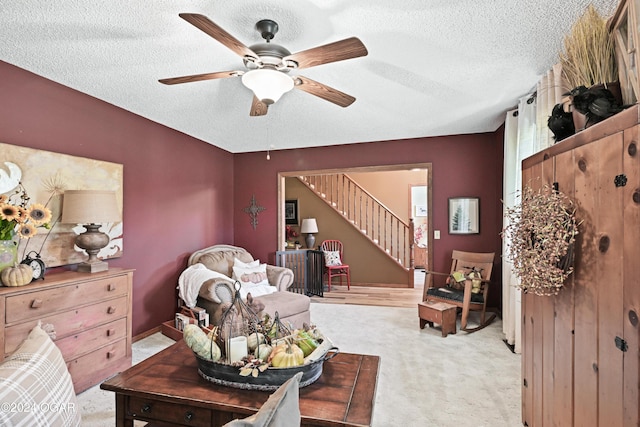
[127,396,212,427]
[67,338,129,389]
[55,317,127,361]
[4,296,129,356]
[5,274,128,323]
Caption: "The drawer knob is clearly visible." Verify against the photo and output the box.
[141,403,152,413]
[108,283,116,291]
[107,306,117,314]
[30,299,43,309]
[184,411,194,422]
[107,350,116,359]
[107,328,116,337]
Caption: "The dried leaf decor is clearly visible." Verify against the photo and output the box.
[559,4,617,89]
[503,185,579,296]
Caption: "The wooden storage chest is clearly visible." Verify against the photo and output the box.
[521,105,640,426]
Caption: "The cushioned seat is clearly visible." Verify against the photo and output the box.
[426,286,484,304]
[422,250,496,332]
[181,244,311,329]
[255,291,311,329]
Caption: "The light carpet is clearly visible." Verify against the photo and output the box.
[77,304,521,426]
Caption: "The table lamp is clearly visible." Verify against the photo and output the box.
[61,190,121,273]
[300,218,319,249]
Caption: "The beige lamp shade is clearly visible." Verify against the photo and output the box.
[60,190,121,273]
[61,190,121,224]
[300,218,318,234]
[300,218,318,249]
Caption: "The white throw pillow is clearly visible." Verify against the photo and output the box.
[234,257,260,269]
[233,263,269,287]
[323,250,342,266]
[232,263,276,299]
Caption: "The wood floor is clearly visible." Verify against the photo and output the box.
[310,284,423,308]
[311,269,425,308]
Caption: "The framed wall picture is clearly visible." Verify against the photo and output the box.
[285,199,299,225]
[448,197,480,234]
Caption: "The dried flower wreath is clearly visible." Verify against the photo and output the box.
[503,184,579,296]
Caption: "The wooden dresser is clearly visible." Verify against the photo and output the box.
[0,268,134,393]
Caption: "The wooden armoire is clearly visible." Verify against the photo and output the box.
[521,104,640,426]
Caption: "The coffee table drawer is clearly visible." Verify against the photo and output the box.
[128,396,212,427]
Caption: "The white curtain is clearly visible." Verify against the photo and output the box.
[502,65,566,353]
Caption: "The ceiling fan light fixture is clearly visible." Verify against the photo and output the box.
[241,69,294,105]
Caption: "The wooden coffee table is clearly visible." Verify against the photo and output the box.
[101,340,379,427]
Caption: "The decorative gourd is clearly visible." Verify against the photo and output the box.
[247,332,265,351]
[183,324,221,362]
[270,342,304,368]
[254,343,272,361]
[0,263,33,287]
[469,270,482,294]
[294,330,319,357]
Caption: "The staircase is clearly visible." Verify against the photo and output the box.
[297,174,416,274]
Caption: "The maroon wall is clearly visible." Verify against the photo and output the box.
[0,61,234,336]
[234,133,505,305]
[0,60,507,331]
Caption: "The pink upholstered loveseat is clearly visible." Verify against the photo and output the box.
[186,244,311,328]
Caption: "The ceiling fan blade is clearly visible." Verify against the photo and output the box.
[284,37,368,70]
[294,76,356,107]
[179,13,258,60]
[159,71,239,85]
[250,96,269,116]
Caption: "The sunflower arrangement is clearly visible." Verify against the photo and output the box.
[503,184,579,296]
[0,184,52,241]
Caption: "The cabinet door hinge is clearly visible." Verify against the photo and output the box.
[615,336,628,352]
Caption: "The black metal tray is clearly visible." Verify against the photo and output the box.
[195,347,338,391]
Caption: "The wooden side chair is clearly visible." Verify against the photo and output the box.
[423,250,496,332]
[320,240,351,291]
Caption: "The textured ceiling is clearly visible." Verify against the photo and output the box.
[0,0,620,153]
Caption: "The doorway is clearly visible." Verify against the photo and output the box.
[277,163,433,286]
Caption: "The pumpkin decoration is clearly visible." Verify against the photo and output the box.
[1,263,33,287]
[269,342,304,368]
[254,343,272,361]
[469,269,483,294]
[247,332,265,351]
[183,324,222,362]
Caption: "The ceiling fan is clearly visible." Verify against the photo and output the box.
[159,13,368,116]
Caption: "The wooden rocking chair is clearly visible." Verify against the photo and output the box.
[423,250,496,332]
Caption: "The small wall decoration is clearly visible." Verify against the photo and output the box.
[448,197,480,234]
[1,142,123,268]
[414,205,428,217]
[285,199,299,225]
[243,194,265,230]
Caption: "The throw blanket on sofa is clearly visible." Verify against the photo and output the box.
[178,264,278,308]
[177,264,232,308]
